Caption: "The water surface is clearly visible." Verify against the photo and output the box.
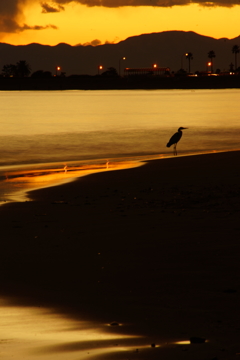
[0,89,239,202]
[1,89,239,166]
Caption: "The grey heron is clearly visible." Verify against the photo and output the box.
[166,127,188,156]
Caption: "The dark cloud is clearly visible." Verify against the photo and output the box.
[84,39,102,46]
[54,0,240,7]
[0,18,58,33]
[76,39,121,46]
[0,0,21,15]
[75,39,102,46]
[0,0,58,34]
[41,2,65,13]
[21,23,58,30]
[0,0,239,36]
[0,0,20,32]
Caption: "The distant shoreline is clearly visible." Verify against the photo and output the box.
[0,75,240,90]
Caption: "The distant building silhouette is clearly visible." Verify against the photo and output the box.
[124,67,170,76]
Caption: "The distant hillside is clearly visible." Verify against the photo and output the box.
[0,31,240,76]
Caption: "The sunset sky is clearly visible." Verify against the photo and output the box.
[0,1,240,46]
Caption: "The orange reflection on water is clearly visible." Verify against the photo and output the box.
[174,340,191,345]
[0,296,209,359]
[0,298,140,360]
[2,148,235,205]
[1,160,143,204]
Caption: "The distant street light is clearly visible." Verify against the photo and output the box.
[55,66,61,76]
[181,53,188,69]
[207,62,212,73]
[185,52,193,74]
[119,57,126,76]
[153,63,157,68]
[98,65,103,75]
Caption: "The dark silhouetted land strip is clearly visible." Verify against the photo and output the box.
[1,32,240,77]
[0,75,240,90]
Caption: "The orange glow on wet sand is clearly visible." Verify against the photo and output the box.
[1,160,143,204]
[0,298,141,360]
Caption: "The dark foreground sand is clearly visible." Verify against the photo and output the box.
[1,151,240,359]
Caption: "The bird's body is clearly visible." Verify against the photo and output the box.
[166,127,187,155]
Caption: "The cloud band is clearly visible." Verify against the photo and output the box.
[54,0,240,7]
[0,0,238,36]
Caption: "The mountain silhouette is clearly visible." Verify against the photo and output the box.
[0,31,239,76]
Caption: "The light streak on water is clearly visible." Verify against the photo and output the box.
[0,297,198,360]
[0,158,144,205]
[1,148,239,205]
[0,298,141,360]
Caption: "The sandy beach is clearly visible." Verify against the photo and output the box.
[1,151,240,359]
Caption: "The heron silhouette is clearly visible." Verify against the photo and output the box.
[166,127,188,156]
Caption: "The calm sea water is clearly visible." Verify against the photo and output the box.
[1,89,240,166]
[0,89,239,202]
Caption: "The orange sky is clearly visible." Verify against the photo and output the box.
[0,2,240,46]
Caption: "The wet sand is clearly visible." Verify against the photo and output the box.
[1,151,240,359]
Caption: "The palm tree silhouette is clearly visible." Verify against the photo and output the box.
[185,53,193,74]
[208,50,216,73]
[232,45,240,71]
[16,60,31,77]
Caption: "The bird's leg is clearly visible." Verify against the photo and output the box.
[174,144,177,156]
